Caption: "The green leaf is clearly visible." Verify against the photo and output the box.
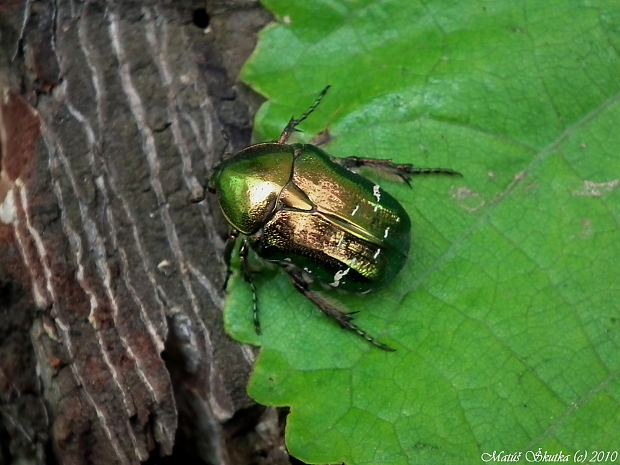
[224,0,620,463]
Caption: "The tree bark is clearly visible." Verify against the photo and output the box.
[0,1,288,464]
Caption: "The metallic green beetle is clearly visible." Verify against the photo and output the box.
[208,87,460,350]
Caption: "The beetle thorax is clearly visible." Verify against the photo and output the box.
[213,144,296,234]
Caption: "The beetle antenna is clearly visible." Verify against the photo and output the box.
[278,85,331,144]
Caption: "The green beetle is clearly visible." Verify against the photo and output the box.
[208,87,460,350]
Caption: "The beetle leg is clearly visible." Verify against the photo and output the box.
[290,274,395,351]
[238,238,261,335]
[278,86,331,144]
[338,157,462,187]
[222,229,240,290]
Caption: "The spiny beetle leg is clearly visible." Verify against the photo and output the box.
[339,156,462,187]
[238,239,261,335]
[290,274,395,351]
[222,229,240,290]
[278,86,331,145]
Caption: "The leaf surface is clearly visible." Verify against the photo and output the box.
[225,1,620,463]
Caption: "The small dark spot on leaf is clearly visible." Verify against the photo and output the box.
[192,8,210,29]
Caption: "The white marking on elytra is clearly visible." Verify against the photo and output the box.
[384,227,390,238]
[330,267,351,287]
[372,185,381,212]
[373,249,381,259]
[373,185,381,202]
[284,257,291,262]
[396,217,401,223]
[351,205,360,216]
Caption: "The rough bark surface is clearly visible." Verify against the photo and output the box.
[0,1,290,464]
